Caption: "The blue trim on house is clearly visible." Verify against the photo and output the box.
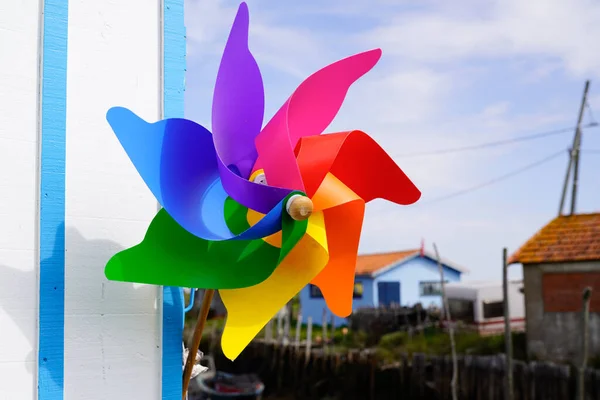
[162,0,186,399]
[38,0,68,398]
[370,254,465,279]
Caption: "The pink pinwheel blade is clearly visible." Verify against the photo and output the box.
[212,2,264,180]
[254,49,382,190]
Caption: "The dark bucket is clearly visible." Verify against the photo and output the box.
[191,371,265,400]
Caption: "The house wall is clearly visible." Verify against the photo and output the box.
[300,257,462,327]
[445,282,525,335]
[0,0,186,399]
[523,261,600,364]
[373,257,461,308]
[300,277,374,327]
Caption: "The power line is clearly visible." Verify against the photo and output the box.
[416,148,567,205]
[586,101,597,125]
[395,122,598,158]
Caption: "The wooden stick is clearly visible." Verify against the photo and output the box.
[182,289,215,400]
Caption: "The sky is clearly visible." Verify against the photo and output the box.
[183,0,600,282]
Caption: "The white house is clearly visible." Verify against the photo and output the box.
[300,249,468,327]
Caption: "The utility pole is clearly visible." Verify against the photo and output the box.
[559,80,590,216]
[502,248,514,400]
[570,80,590,215]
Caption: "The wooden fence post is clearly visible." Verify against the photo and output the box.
[276,309,284,343]
[322,308,328,352]
[305,316,313,364]
[283,303,291,346]
[330,313,335,345]
[502,247,514,400]
[434,243,458,400]
[294,313,303,351]
[265,318,274,342]
[578,287,592,400]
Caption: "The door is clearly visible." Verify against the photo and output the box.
[378,281,401,307]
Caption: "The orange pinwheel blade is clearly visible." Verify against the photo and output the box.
[310,173,365,317]
[295,130,421,204]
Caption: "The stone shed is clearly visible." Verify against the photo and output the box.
[509,212,600,364]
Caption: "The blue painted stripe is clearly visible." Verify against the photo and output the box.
[162,0,186,399]
[38,0,68,399]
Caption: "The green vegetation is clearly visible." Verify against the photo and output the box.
[375,329,527,363]
[184,292,529,366]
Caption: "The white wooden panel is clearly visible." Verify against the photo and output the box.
[64,0,162,398]
[0,1,41,399]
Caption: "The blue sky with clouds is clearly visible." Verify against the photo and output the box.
[184,0,600,282]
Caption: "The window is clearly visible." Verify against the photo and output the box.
[353,282,364,299]
[311,283,364,299]
[419,280,448,296]
[448,299,474,323]
[483,301,504,319]
[309,284,323,298]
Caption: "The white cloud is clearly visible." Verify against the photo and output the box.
[358,0,600,77]
[247,24,328,79]
[588,94,600,115]
[185,0,330,77]
[185,0,238,56]
[519,60,563,84]
[347,68,452,126]
[482,101,510,118]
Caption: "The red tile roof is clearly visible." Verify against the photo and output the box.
[509,213,600,265]
[355,250,418,276]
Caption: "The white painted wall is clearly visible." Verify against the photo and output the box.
[64,0,162,399]
[445,280,525,334]
[0,1,41,398]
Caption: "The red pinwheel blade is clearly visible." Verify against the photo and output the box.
[295,130,421,205]
[254,50,382,191]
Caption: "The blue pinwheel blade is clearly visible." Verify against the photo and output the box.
[106,106,289,240]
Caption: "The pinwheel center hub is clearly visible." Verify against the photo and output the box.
[286,194,313,221]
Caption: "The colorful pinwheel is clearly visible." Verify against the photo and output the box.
[104,2,420,362]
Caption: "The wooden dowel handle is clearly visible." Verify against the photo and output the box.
[182,289,215,400]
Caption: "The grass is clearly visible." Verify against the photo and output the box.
[375,328,527,363]
[184,315,367,350]
[183,292,360,345]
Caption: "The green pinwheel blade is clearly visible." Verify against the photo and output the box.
[105,194,307,289]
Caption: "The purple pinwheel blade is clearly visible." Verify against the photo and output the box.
[212,1,264,180]
[106,107,291,239]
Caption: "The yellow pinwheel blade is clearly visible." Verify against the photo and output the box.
[219,211,329,360]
